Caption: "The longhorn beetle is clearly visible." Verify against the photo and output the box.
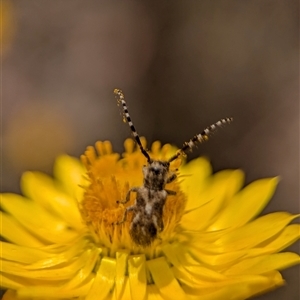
[114,88,232,246]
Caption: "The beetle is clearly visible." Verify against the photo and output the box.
[114,89,232,246]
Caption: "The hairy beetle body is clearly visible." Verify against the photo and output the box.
[116,160,176,246]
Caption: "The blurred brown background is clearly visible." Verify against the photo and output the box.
[1,1,299,299]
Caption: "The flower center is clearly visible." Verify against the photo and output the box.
[80,139,187,254]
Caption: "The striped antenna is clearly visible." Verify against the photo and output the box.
[114,89,151,162]
[168,118,233,163]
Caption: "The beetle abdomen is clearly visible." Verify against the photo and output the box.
[130,221,157,246]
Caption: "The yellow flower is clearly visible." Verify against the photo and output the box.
[1,139,299,300]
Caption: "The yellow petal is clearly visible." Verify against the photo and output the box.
[165,242,200,267]
[215,212,299,252]
[17,276,93,298]
[21,172,84,230]
[243,252,300,274]
[225,252,300,275]
[212,169,245,207]
[0,274,26,290]
[60,247,100,290]
[180,157,212,209]
[85,257,116,300]
[172,264,227,288]
[181,170,244,231]
[113,277,132,300]
[2,248,93,280]
[1,193,78,243]
[0,212,44,247]
[147,284,166,300]
[0,242,50,264]
[1,271,66,290]
[208,177,278,231]
[53,155,86,200]
[128,255,147,300]
[161,243,182,268]
[2,290,18,300]
[184,271,284,300]
[190,248,247,268]
[261,224,300,252]
[115,251,130,300]
[146,257,188,300]
[180,204,209,231]
[188,240,273,267]
[24,239,90,270]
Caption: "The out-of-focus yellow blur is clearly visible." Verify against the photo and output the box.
[4,101,75,172]
[1,0,16,54]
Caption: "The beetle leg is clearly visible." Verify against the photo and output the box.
[166,173,177,183]
[114,205,135,225]
[117,187,139,204]
[165,189,176,195]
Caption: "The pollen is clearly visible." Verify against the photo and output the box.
[80,139,187,253]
